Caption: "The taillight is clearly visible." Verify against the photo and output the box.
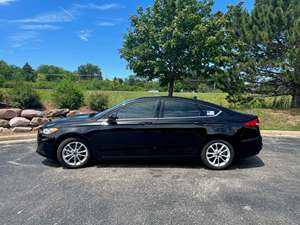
[244,118,259,127]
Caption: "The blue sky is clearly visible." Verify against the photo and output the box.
[0,0,254,79]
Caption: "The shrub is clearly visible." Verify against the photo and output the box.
[1,80,15,88]
[32,80,57,89]
[87,92,109,111]
[0,89,9,103]
[9,81,42,109]
[52,78,84,109]
[271,96,291,109]
[0,75,5,88]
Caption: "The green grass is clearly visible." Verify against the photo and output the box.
[36,89,229,107]
[2,88,300,131]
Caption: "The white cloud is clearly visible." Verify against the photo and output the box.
[10,31,38,42]
[10,31,41,48]
[19,24,61,30]
[79,30,92,41]
[60,7,75,20]
[96,22,115,27]
[0,0,15,5]
[96,18,124,27]
[72,3,122,11]
[89,3,122,10]
[4,3,122,25]
[11,9,74,23]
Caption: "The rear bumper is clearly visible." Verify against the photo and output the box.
[235,136,262,158]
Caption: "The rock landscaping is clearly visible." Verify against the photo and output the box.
[0,108,78,134]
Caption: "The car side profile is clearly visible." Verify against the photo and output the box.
[37,96,262,170]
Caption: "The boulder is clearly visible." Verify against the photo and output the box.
[0,119,9,128]
[33,125,42,131]
[9,117,31,127]
[12,127,32,133]
[0,127,10,134]
[46,109,69,117]
[67,110,80,117]
[0,108,22,120]
[30,117,49,126]
[21,109,43,119]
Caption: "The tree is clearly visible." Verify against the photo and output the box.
[228,0,300,107]
[0,60,16,80]
[113,76,124,84]
[22,62,36,81]
[77,64,102,80]
[121,0,237,96]
[22,62,33,74]
[36,64,71,81]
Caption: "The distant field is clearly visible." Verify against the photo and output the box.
[1,88,299,130]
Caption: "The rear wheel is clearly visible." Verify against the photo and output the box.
[201,140,234,170]
[57,138,91,169]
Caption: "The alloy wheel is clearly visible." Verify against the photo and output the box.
[205,142,231,168]
[62,141,89,167]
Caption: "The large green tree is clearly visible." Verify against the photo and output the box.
[121,0,237,96]
[228,0,300,107]
[77,64,102,80]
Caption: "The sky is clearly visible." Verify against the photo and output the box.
[0,0,254,79]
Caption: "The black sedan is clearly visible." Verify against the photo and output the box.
[37,96,262,170]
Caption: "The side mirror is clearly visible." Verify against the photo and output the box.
[107,113,118,124]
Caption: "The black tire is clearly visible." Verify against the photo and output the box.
[57,137,91,169]
[201,139,234,170]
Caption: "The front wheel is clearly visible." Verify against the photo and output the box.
[57,138,91,169]
[201,140,234,170]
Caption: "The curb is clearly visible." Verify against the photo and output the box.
[0,133,37,142]
[261,130,300,138]
[0,139,36,144]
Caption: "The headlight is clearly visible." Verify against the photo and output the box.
[41,128,59,135]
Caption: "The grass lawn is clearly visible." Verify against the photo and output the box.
[35,89,300,131]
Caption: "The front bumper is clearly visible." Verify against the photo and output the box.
[36,133,57,160]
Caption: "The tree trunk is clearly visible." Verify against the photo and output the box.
[291,86,300,108]
[168,78,175,97]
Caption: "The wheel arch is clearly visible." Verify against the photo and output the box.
[54,133,92,158]
[201,134,237,153]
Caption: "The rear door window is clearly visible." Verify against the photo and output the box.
[162,99,201,118]
[162,99,221,118]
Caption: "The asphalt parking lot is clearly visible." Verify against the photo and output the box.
[0,137,299,225]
